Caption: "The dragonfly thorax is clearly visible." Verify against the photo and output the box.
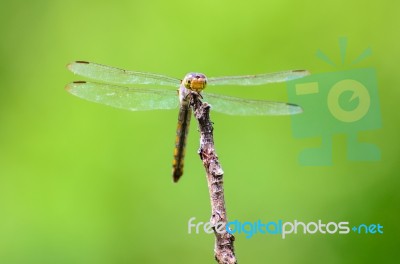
[182,72,207,92]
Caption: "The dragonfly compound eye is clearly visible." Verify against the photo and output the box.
[183,78,192,89]
[182,73,208,92]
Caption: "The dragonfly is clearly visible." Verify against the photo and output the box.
[65,61,309,182]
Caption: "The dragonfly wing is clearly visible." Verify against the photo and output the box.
[208,70,310,86]
[67,61,180,86]
[65,81,179,111]
[202,93,302,116]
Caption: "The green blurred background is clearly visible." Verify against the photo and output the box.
[0,0,399,263]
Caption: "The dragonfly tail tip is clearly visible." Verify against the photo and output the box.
[173,170,183,183]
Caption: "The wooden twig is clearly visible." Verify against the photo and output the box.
[190,92,237,264]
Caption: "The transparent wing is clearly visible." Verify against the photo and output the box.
[67,61,180,86]
[65,81,179,111]
[203,93,302,116]
[208,70,310,86]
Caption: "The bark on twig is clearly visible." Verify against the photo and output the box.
[190,92,237,264]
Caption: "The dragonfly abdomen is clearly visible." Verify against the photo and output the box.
[172,103,192,182]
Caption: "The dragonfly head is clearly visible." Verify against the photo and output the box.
[182,73,207,92]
